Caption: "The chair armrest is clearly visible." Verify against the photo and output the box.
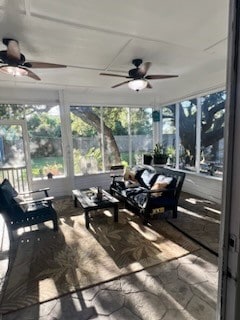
[110,165,124,170]
[19,188,50,197]
[110,174,124,178]
[19,196,54,205]
[111,175,124,184]
[19,187,50,194]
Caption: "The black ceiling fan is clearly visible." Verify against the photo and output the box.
[0,38,67,80]
[100,58,178,90]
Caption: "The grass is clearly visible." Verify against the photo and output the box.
[31,156,64,177]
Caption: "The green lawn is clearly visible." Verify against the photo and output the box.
[31,157,64,177]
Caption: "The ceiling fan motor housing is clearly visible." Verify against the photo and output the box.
[128,59,143,78]
[128,68,142,79]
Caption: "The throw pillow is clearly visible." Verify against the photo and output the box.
[123,167,137,182]
[155,175,173,185]
[150,181,169,197]
[140,170,155,188]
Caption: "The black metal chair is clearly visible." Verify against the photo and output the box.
[0,179,58,240]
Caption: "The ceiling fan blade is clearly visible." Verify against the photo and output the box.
[100,72,128,78]
[23,67,41,80]
[145,74,178,80]
[25,62,67,68]
[112,80,130,88]
[6,39,21,60]
[138,62,151,77]
[0,51,8,62]
[146,82,152,89]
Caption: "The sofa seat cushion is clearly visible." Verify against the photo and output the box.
[126,188,176,209]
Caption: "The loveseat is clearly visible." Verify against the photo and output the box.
[110,165,185,224]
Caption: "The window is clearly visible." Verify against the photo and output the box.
[178,99,197,172]
[0,104,25,120]
[102,107,128,168]
[162,105,176,167]
[26,105,64,179]
[71,106,102,175]
[130,107,153,166]
[200,91,225,177]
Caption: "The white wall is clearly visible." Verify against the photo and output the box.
[32,173,113,198]
[182,172,222,204]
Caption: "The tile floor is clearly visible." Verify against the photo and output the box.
[0,192,220,320]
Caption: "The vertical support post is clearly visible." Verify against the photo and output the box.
[128,107,132,167]
[159,108,163,145]
[59,90,74,192]
[175,103,180,170]
[196,97,202,173]
[100,106,105,171]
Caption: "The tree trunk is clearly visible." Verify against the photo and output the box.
[71,106,121,168]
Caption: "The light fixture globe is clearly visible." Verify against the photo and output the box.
[0,66,28,77]
[128,79,148,91]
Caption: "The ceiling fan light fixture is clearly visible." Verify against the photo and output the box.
[0,66,28,77]
[128,79,148,91]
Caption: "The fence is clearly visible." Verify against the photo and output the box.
[0,166,29,192]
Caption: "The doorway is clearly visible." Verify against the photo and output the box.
[0,120,32,192]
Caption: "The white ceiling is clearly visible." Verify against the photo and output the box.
[0,0,229,106]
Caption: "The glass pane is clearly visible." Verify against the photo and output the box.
[130,107,153,166]
[0,104,25,120]
[70,106,102,175]
[162,105,176,167]
[0,124,28,191]
[102,107,128,169]
[200,91,225,177]
[179,99,197,172]
[25,105,64,179]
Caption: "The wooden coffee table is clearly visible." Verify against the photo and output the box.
[72,188,119,229]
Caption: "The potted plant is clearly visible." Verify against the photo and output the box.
[153,143,168,165]
[143,153,153,165]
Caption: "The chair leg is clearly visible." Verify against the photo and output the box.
[53,218,58,231]
[142,209,150,225]
[172,206,178,219]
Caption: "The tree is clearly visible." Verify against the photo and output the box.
[70,106,153,167]
[165,91,226,164]
[71,106,121,166]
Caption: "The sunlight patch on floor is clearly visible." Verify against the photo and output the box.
[185,197,212,205]
[177,207,220,224]
[204,206,221,215]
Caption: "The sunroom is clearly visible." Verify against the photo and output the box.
[0,0,234,319]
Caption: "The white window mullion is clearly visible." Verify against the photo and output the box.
[196,97,202,173]
[175,103,180,170]
[100,106,105,172]
[128,107,132,167]
[59,90,74,185]
[159,108,163,145]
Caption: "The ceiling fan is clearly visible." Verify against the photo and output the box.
[0,38,67,80]
[100,58,178,91]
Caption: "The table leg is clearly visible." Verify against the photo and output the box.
[74,195,78,208]
[113,204,118,222]
[85,210,90,229]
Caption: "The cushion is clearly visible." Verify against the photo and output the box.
[139,170,155,188]
[123,167,137,182]
[151,181,169,197]
[1,179,18,197]
[155,175,173,185]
